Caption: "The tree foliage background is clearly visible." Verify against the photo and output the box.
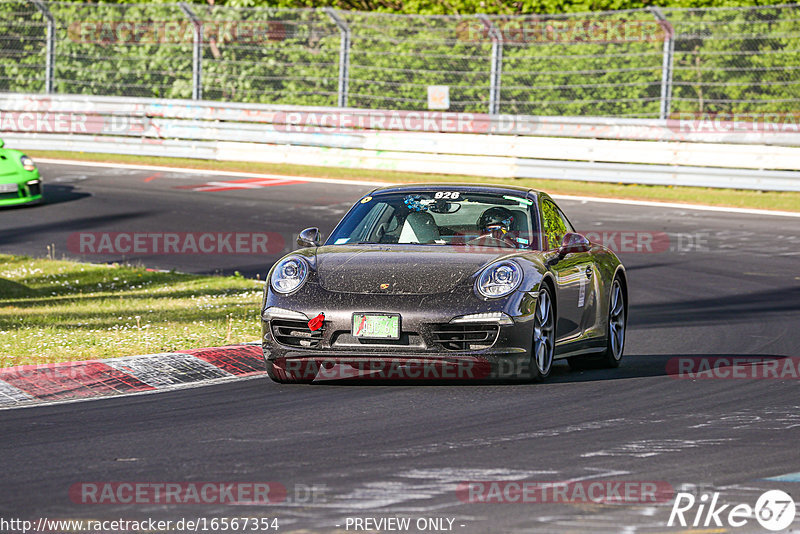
[0,0,797,117]
[169,0,795,15]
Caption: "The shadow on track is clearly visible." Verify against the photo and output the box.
[0,184,91,213]
[40,184,92,206]
[0,210,156,246]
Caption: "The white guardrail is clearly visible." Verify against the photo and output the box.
[2,93,800,191]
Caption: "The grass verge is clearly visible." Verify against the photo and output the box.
[0,254,262,366]
[29,150,800,213]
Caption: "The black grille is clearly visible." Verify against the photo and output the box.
[27,183,41,196]
[0,192,18,201]
[271,319,322,348]
[431,324,499,351]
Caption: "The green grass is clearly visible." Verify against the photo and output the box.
[29,150,800,213]
[0,255,263,366]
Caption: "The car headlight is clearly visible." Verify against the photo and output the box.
[20,155,35,172]
[270,256,309,294]
[477,260,523,299]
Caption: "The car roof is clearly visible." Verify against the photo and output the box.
[369,183,541,197]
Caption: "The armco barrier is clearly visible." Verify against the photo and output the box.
[2,93,800,191]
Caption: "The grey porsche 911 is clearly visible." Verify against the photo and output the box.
[261,184,627,383]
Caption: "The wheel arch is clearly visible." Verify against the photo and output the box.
[539,272,558,332]
[612,265,628,316]
[539,273,557,319]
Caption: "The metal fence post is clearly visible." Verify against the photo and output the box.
[30,0,55,94]
[179,2,202,100]
[325,7,350,108]
[479,15,503,115]
[651,7,675,120]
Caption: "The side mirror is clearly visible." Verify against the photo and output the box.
[297,227,321,248]
[557,232,591,258]
[0,139,4,148]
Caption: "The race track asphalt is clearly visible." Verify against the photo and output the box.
[1,161,799,533]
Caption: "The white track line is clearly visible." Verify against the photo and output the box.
[37,158,800,218]
[550,194,800,218]
[37,158,391,187]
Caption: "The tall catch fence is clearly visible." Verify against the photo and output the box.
[0,1,798,118]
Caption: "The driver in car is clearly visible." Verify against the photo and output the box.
[476,206,518,248]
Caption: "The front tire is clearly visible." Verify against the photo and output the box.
[567,276,626,370]
[601,278,626,367]
[529,285,555,381]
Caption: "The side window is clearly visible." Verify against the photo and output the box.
[541,200,567,250]
[556,206,575,234]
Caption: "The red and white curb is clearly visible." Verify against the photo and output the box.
[0,343,266,409]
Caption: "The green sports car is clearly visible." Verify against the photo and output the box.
[0,139,42,207]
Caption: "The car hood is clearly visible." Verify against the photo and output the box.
[314,244,517,295]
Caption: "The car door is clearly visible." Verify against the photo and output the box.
[556,203,599,339]
[541,198,596,342]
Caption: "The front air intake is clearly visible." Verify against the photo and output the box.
[431,324,499,351]
[271,319,323,348]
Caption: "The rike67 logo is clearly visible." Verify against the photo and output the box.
[668,490,796,531]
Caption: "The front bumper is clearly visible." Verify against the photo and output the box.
[0,173,42,207]
[261,282,537,380]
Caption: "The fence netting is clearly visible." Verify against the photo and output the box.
[0,1,797,117]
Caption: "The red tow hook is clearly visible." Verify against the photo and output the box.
[308,313,325,331]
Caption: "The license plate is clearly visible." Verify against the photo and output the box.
[0,183,18,194]
[352,314,400,340]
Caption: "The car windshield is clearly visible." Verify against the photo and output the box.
[327,191,538,249]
